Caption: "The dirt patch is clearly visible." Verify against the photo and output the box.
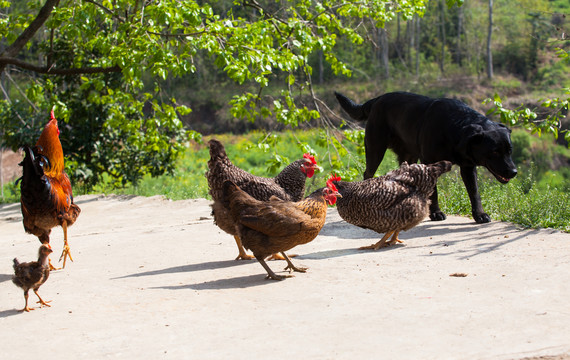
[1,149,22,184]
[1,195,569,359]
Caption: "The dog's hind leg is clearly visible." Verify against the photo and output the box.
[363,126,390,179]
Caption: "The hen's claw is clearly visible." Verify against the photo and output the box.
[359,230,403,251]
[284,264,307,273]
[233,236,255,260]
[265,273,294,281]
[280,252,307,273]
[235,253,255,260]
[257,256,294,281]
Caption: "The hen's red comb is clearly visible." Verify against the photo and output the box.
[50,108,56,121]
[303,153,317,165]
[326,174,341,192]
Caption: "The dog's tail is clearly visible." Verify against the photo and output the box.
[334,91,374,122]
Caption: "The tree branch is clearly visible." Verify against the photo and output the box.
[83,0,125,22]
[0,0,60,73]
[0,57,121,75]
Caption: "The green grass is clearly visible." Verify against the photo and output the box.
[2,130,569,232]
[86,130,398,199]
[438,167,570,232]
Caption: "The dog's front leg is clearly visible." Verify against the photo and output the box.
[428,186,446,221]
[460,165,491,223]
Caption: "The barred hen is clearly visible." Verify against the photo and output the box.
[18,110,81,269]
[206,138,318,260]
[332,161,452,250]
[221,176,341,280]
[12,244,53,312]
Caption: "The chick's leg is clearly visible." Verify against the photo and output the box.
[359,231,396,250]
[234,236,255,260]
[59,221,73,268]
[34,289,51,308]
[256,255,293,281]
[19,290,33,312]
[281,252,307,273]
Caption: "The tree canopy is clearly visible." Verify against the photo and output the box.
[2,0,458,187]
[1,0,567,190]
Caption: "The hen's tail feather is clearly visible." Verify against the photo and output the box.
[19,146,48,177]
[429,161,453,178]
[13,258,20,270]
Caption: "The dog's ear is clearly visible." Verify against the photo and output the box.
[496,122,512,133]
[457,124,484,155]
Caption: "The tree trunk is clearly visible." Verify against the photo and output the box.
[318,50,324,84]
[0,146,3,199]
[487,0,494,79]
[406,18,413,69]
[456,5,463,66]
[439,0,446,74]
[396,14,401,58]
[1,70,4,199]
[415,14,421,78]
[378,27,390,79]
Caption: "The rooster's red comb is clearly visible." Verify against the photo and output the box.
[303,153,317,165]
[326,174,341,192]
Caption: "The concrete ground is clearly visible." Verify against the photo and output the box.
[1,194,569,360]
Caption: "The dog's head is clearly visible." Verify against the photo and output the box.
[459,123,518,183]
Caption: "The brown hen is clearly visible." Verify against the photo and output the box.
[221,176,340,280]
[333,161,452,250]
[206,138,318,260]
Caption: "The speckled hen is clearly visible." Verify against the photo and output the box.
[332,161,452,250]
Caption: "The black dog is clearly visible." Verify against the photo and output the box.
[335,91,517,224]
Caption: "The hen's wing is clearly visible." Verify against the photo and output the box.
[343,178,413,209]
[233,201,311,237]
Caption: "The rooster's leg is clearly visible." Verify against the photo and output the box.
[266,252,298,261]
[281,252,307,273]
[234,236,255,260]
[19,290,33,312]
[59,221,74,268]
[359,231,395,250]
[256,255,293,281]
[34,289,51,308]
